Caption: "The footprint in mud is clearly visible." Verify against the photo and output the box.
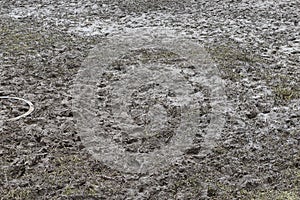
[72,28,228,173]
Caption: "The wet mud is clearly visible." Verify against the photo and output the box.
[0,0,299,199]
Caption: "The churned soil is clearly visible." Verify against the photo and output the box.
[0,0,299,199]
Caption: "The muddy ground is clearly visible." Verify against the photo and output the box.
[0,0,299,199]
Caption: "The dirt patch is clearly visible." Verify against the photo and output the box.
[0,0,299,199]
[73,30,228,173]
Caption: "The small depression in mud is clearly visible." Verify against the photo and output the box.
[72,28,229,173]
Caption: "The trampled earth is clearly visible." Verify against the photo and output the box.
[0,1,299,199]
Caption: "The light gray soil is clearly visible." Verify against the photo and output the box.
[0,0,299,199]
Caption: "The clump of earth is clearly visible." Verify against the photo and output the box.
[0,0,299,199]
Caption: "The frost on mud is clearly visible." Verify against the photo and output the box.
[72,28,228,173]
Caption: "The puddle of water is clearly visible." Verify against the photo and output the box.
[72,28,228,173]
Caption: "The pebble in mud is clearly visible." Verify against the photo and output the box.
[72,28,229,173]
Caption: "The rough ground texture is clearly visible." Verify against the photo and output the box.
[0,0,299,199]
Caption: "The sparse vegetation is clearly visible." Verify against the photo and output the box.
[274,86,299,101]
[1,0,299,199]
[208,44,263,81]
